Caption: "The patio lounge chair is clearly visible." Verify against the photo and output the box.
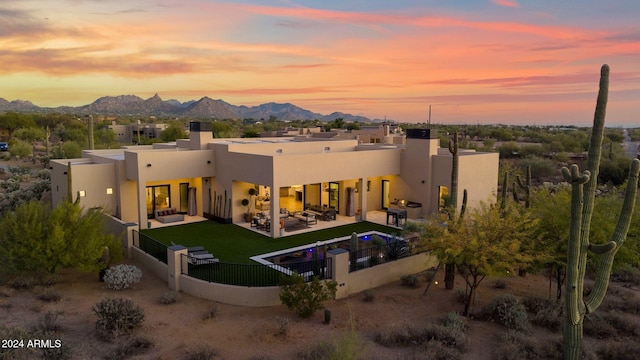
[187,253,220,265]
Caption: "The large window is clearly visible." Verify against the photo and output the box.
[146,185,171,219]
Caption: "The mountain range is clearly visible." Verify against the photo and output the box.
[0,94,372,123]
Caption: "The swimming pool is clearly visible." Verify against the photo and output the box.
[249,231,405,277]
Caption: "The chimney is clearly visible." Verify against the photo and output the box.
[189,122,214,150]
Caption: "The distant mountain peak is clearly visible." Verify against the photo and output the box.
[0,94,371,122]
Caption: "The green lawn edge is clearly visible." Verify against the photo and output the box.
[143,221,400,264]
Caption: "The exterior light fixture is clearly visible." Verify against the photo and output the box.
[146,163,152,167]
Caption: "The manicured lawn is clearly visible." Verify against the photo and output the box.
[143,221,400,264]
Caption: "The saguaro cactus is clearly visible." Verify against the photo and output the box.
[515,166,532,208]
[500,171,509,212]
[445,130,468,289]
[561,64,640,360]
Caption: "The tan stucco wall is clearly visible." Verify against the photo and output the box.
[180,277,281,307]
[337,253,439,298]
[131,247,167,280]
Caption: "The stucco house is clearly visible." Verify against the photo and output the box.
[50,122,499,238]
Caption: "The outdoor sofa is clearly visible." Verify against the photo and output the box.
[155,208,184,223]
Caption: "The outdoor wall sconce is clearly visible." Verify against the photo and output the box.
[146,163,152,167]
[78,190,86,197]
[276,149,283,154]
[324,146,330,152]
[63,171,67,175]
[421,180,426,184]
[106,188,113,195]
[207,160,211,164]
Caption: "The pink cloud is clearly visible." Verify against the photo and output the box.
[492,0,520,8]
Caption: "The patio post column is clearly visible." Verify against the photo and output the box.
[359,178,367,221]
[167,245,188,291]
[327,248,349,299]
[270,183,281,238]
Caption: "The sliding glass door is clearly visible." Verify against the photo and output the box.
[146,185,171,218]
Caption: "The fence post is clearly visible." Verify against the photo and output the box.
[327,248,349,299]
[167,245,187,291]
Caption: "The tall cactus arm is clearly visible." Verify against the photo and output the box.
[562,164,590,326]
[585,159,640,313]
[581,65,609,245]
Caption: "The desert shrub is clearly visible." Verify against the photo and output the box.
[531,305,563,332]
[374,323,416,347]
[37,288,61,302]
[442,312,467,334]
[0,325,38,359]
[603,312,640,337]
[401,274,421,288]
[275,316,289,336]
[419,324,468,352]
[455,288,467,304]
[7,276,36,290]
[104,264,142,290]
[111,335,155,360]
[583,313,616,339]
[481,294,530,332]
[601,291,640,314]
[522,294,555,314]
[362,289,375,302]
[492,331,538,360]
[493,279,507,289]
[159,290,180,305]
[597,340,640,360]
[39,310,63,333]
[374,322,467,352]
[279,273,337,318]
[41,342,73,360]
[421,340,463,360]
[202,302,219,320]
[93,297,145,341]
[298,341,336,360]
[183,346,219,360]
[612,265,640,286]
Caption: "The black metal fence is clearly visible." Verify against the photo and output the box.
[132,230,168,264]
[349,240,411,272]
[182,255,332,287]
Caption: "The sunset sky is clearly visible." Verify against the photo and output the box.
[1,0,639,125]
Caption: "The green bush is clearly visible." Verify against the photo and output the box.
[481,294,530,332]
[93,298,145,341]
[279,273,337,318]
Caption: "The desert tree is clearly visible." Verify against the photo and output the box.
[0,200,123,274]
[415,201,539,315]
[160,120,188,142]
